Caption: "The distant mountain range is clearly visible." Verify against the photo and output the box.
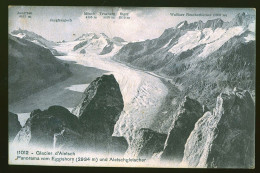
[11,29,64,55]
[73,32,127,55]
[113,12,255,108]
[10,29,127,56]
[8,29,127,104]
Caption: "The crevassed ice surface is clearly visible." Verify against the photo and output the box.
[54,43,168,142]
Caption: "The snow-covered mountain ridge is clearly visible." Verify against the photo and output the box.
[73,32,127,55]
[11,28,64,55]
[113,12,255,109]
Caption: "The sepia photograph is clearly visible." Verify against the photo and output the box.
[8,6,255,168]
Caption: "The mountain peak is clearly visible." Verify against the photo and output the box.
[233,12,246,25]
[176,21,188,29]
[236,12,246,19]
[230,12,255,27]
[11,29,47,41]
[10,29,57,48]
[75,33,96,41]
[12,28,35,35]
[100,32,109,38]
[175,18,224,31]
[204,18,224,29]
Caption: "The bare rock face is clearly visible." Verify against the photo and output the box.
[72,74,126,153]
[100,41,114,55]
[80,49,86,54]
[109,136,129,155]
[72,75,124,142]
[160,97,204,163]
[14,74,127,155]
[125,128,167,159]
[14,106,82,148]
[8,112,22,142]
[181,88,255,168]
[53,128,84,151]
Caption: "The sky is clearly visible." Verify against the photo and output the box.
[8,6,255,42]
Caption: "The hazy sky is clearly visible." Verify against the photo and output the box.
[8,6,255,42]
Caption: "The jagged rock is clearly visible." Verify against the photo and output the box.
[72,74,124,152]
[54,128,84,151]
[15,106,82,148]
[100,41,114,55]
[125,128,167,159]
[160,97,203,163]
[8,112,22,142]
[202,105,209,113]
[30,109,41,118]
[80,49,86,54]
[204,18,224,29]
[14,75,126,155]
[109,136,128,155]
[176,21,188,29]
[229,12,255,27]
[72,75,125,154]
[181,89,255,168]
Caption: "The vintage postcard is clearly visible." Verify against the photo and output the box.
[8,6,255,168]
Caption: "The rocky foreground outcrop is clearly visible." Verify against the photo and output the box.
[181,88,255,168]
[13,74,127,155]
[72,74,124,151]
[160,97,204,163]
[14,106,82,148]
[8,112,22,142]
[125,128,167,159]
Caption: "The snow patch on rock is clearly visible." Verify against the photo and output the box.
[168,26,245,58]
[13,33,26,38]
[244,34,255,42]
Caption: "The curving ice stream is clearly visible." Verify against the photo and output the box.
[9,40,170,143]
[54,41,168,142]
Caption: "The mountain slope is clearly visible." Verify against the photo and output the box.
[8,34,72,104]
[11,29,64,55]
[113,13,255,109]
[8,112,22,142]
[181,89,255,168]
[160,97,204,163]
